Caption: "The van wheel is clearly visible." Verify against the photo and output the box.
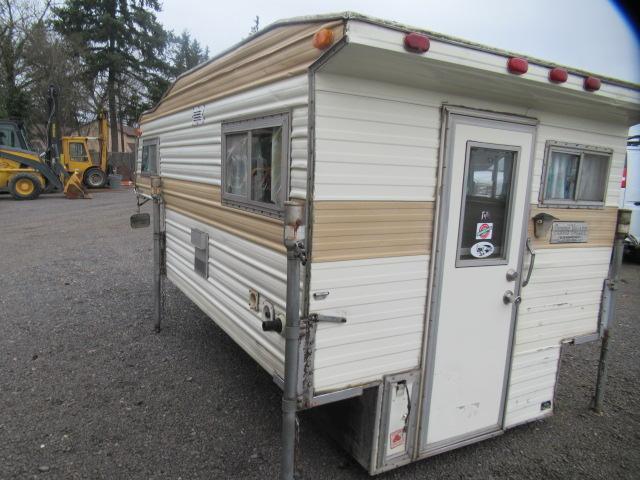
[9,173,42,200]
[84,168,107,188]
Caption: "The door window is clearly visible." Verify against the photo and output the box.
[456,143,519,266]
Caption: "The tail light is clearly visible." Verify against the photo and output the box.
[621,166,627,189]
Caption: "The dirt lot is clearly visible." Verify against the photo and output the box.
[1,189,638,480]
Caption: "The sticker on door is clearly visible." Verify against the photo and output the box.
[470,241,495,258]
[476,222,493,240]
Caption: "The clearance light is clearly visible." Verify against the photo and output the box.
[549,67,568,83]
[313,28,334,50]
[404,32,430,53]
[584,76,601,92]
[507,57,528,75]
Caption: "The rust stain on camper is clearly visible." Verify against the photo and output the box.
[141,20,345,123]
[528,206,618,249]
[161,178,285,253]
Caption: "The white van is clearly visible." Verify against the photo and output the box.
[622,129,640,259]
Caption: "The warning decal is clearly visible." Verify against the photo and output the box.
[476,222,493,240]
[389,428,406,450]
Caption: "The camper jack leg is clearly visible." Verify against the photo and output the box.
[281,201,306,480]
[593,210,630,414]
[152,176,163,333]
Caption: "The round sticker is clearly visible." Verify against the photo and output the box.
[470,241,495,258]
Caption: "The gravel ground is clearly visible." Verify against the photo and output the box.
[0,189,638,480]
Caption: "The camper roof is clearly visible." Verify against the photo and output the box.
[141,12,640,124]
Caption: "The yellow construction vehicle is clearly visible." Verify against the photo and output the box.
[0,85,109,200]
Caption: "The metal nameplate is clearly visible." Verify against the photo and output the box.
[550,221,588,244]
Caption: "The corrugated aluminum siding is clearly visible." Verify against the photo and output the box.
[165,209,287,377]
[135,76,309,379]
[137,75,308,198]
[310,255,429,392]
[314,73,439,201]
[309,72,436,391]
[504,247,611,426]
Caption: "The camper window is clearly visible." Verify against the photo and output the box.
[141,138,159,175]
[222,113,289,217]
[542,141,612,207]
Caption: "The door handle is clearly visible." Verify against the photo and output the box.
[522,237,536,287]
[503,290,521,305]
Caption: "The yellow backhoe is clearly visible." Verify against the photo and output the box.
[0,85,109,200]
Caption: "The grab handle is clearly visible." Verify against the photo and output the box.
[522,237,536,287]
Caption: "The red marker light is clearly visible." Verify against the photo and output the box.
[507,57,528,75]
[549,67,568,83]
[584,76,601,92]
[621,166,627,189]
[404,33,430,53]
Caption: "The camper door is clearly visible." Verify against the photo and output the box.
[420,112,536,454]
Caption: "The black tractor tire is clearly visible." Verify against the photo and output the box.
[8,173,42,200]
[84,168,107,188]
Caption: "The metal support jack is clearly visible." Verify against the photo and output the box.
[151,176,163,333]
[592,209,631,414]
[281,201,306,480]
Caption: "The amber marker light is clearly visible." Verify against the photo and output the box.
[313,28,334,49]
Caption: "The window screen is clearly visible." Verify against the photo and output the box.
[222,114,288,217]
[542,142,611,207]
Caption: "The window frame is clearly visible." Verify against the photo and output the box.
[140,137,160,176]
[221,112,290,218]
[455,141,521,268]
[539,140,613,209]
[69,141,90,162]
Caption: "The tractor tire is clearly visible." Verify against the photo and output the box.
[84,168,107,188]
[8,173,42,200]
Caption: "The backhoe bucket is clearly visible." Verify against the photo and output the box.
[64,171,91,199]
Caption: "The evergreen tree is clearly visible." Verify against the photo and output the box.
[171,30,209,77]
[53,0,170,151]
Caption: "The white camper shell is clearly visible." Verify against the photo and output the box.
[134,13,640,475]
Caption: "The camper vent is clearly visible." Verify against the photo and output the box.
[190,228,209,278]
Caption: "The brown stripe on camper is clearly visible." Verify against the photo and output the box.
[161,178,284,252]
[135,175,151,194]
[312,201,434,262]
[141,21,345,123]
[528,206,618,249]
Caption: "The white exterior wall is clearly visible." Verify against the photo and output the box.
[136,75,309,199]
[310,256,429,391]
[309,72,621,429]
[310,72,439,391]
[137,76,309,378]
[165,209,287,377]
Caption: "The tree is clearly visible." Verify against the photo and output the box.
[0,0,51,120]
[54,0,170,152]
[249,15,259,36]
[170,30,209,77]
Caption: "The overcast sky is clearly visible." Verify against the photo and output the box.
[158,0,640,84]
